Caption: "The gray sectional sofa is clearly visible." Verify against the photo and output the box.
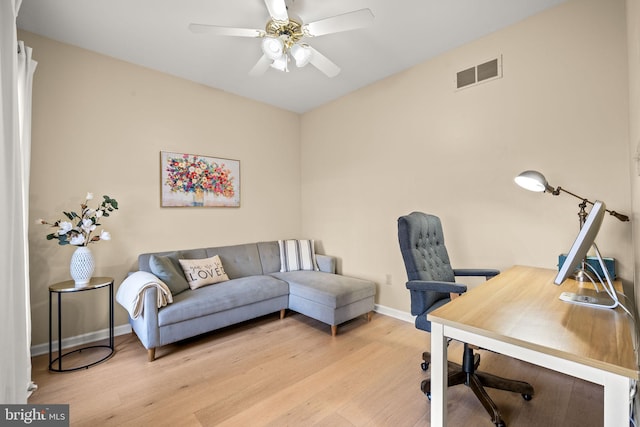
[127,240,376,361]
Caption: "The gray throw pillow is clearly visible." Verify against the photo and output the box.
[149,253,190,295]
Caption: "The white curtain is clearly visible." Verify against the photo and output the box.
[1,0,38,404]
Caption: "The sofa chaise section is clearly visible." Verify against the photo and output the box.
[274,270,376,336]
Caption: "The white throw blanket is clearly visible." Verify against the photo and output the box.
[116,271,173,319]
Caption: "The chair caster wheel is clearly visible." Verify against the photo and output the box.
[421,361,429,371]
[522,394,532,401]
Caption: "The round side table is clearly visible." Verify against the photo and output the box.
[48,276,115,372]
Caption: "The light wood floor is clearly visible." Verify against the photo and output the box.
[29,312,603,426]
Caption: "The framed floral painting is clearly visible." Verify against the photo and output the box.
[160,151,240,207]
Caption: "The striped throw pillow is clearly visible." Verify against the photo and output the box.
[278,239,319,272]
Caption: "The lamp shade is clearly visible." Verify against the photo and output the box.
[291,44,311,67]
[261,37,284,60]
[514,170,551,193]
[270,55,289,72]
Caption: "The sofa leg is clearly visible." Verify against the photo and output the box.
[280,309,286,320]
[331,325,337,337]
[148,348,156,362]
[367,311,373,322]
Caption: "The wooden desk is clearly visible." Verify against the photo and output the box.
[427,265,638,427]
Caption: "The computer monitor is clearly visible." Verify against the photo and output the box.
[554,200,605,285]
[554,200,618,308]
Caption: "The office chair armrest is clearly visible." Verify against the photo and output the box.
[406,280,467,294]
[453,268,500,280]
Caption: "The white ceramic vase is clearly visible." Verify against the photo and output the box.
[70,246,95,287]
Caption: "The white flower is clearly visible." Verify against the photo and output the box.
[69,234,85,245]
[39,193,118,247]
[81,218,96,233]
[58,221,73,235]
[84,208,96,218]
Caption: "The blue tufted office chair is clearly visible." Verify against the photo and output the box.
[398,212,533,427]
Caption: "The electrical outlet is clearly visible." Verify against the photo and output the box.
[385,274,392,286]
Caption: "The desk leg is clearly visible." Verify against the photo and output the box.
[603,374,631,427]
[431,322,447,427]
[48,291,52,369]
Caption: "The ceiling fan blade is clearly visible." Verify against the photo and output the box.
[249,54,272,76]
[308,46,340,78]
[264,0,289,23]
[304,9,374,37]
[188,24,264,38]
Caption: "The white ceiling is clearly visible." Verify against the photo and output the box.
[16,0,566,113]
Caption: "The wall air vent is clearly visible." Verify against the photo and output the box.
[455,55,502,90]
[456,67,476,89]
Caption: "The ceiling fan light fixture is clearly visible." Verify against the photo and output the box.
[261,37,284,60]
[189,3,374,78]
[291,44,311,68]
[270,55,289,72]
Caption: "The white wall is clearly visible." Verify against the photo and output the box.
[301,0,632,313]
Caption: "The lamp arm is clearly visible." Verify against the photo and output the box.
[553,186,630,222]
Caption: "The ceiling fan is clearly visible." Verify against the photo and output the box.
[188,0,374,78]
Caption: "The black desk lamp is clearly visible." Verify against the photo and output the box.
[514,170,629,281]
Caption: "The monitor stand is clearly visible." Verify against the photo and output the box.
[559,291,618,308]
[558,243,619,309]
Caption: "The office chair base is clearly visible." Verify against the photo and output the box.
[420,339,461,371]
[421,354,481,397]
[421,346,534,427]
[421,351,429,371]
[420,350,479,373]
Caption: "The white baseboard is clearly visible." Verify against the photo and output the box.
[31,324,132,357]
[374,304,414,324]
[31,307,412,357]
